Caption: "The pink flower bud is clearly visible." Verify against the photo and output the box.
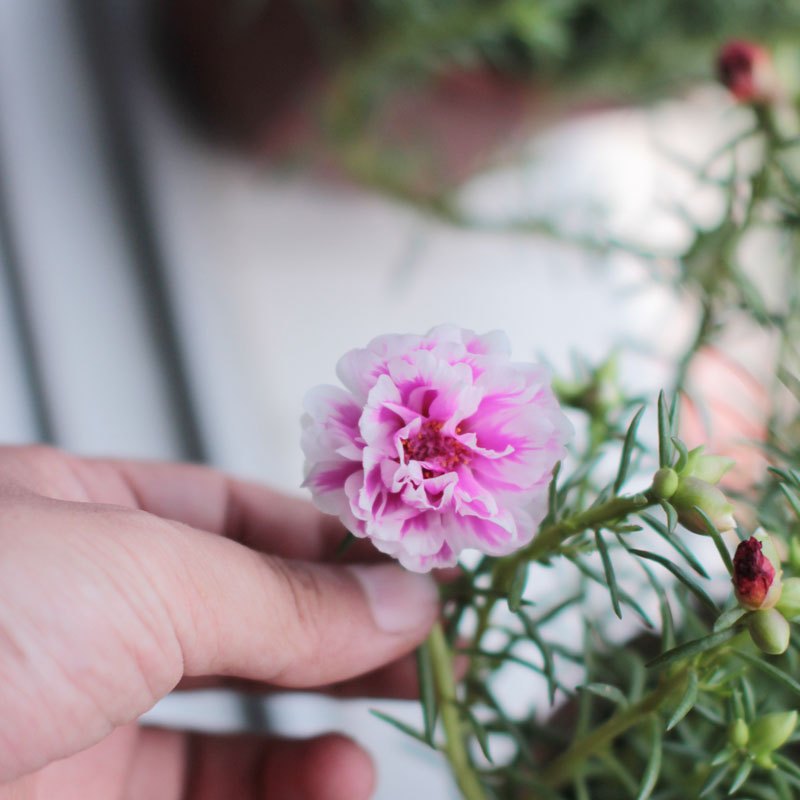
[717,41,779,104]
[733,536,781,610]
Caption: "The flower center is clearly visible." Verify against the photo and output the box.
[401,420,471,477]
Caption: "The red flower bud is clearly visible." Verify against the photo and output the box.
[717,41,778,104]
[733,536,779,610]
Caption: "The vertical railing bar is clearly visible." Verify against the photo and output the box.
[69,0,269,733]
[68,0,206,463]
[0,154,57,444]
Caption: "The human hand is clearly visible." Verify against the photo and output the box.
[0,446,440,799]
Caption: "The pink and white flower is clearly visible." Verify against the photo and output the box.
[301,326,572,572]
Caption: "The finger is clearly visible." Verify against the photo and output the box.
[324,652,420,699]
[128,729,374,800]
[176,652,422,699]
[0,445,380,562]
[258,733,374,800]
[157,522,439,686]
[175,642,470,700]
[22,724,145,800]
[82,455,381,562]
[326,642,469,699]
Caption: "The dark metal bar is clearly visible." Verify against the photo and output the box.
[68,0,206,463]
[69,0,270,733]
[0,158,56,444]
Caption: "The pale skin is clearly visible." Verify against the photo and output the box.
[0,446,440,800]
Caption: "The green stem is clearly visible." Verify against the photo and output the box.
[514,493,654,566]
[673,299,713,396]
[428,622,487,800]
[470,492,655,656]
[535,668,689,791]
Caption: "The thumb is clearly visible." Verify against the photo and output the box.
[163,525,440,687]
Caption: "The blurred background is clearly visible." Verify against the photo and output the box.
[0,1,795,796]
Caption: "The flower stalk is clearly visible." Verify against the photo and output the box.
[425,490,659,793]
[428,622,487,800]
[470,491,657,663]
[306,66,800,796]
[537,668,689,790]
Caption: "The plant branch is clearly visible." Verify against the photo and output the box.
[535,668,689,791]
[470,491,657,661]
[428,622,487,800]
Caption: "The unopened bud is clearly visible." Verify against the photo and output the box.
[747,608,790,655]
[789,537,800,572]
[717,41,780,105]
[776,576,800,620]
[733,534,782,610]
[749,711,798,757]
[682,450,735,484]
[754,752,775,770]
[585,357,623,416]
[671,477,736,535]
[652,467,679,499]
[729,718,750,749]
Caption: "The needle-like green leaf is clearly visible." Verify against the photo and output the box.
[635,717,662,800]
[692,506,734,575]
[580,682,629,708]
[734,650,800,698]
[728,757,753,795]
[647,626,742,669]
[658,390,673,468]
[595,530,622,619]
[659,499,678,533]
[629,548,717,614]
[464,707,493,763]
[507,562,528,613]
[370,710,432,747]
[666,670,698,730]
[779,483,800,518]
[640,512,709,578]
[516,612,557,704]
[614,404,646,493]
[672,437,690,473]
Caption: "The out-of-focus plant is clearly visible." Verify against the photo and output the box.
[419,46,799,799]
[317,3,800,200]
[298,41,800,798]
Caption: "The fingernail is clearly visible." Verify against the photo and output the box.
[348,564,439,634]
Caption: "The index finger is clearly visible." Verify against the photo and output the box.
[81,453,375,562]
[113,460,335,551]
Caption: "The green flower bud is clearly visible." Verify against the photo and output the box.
[777,576,800,619]
[749,711,798,757]
[747,608,791,655]
[789,537,800,572]
[681,448,735,483]
[754,752,776,770]
[652,467,679,499]
[729,718,750,749]
[671,476,736,535]
[590,356,623,415]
